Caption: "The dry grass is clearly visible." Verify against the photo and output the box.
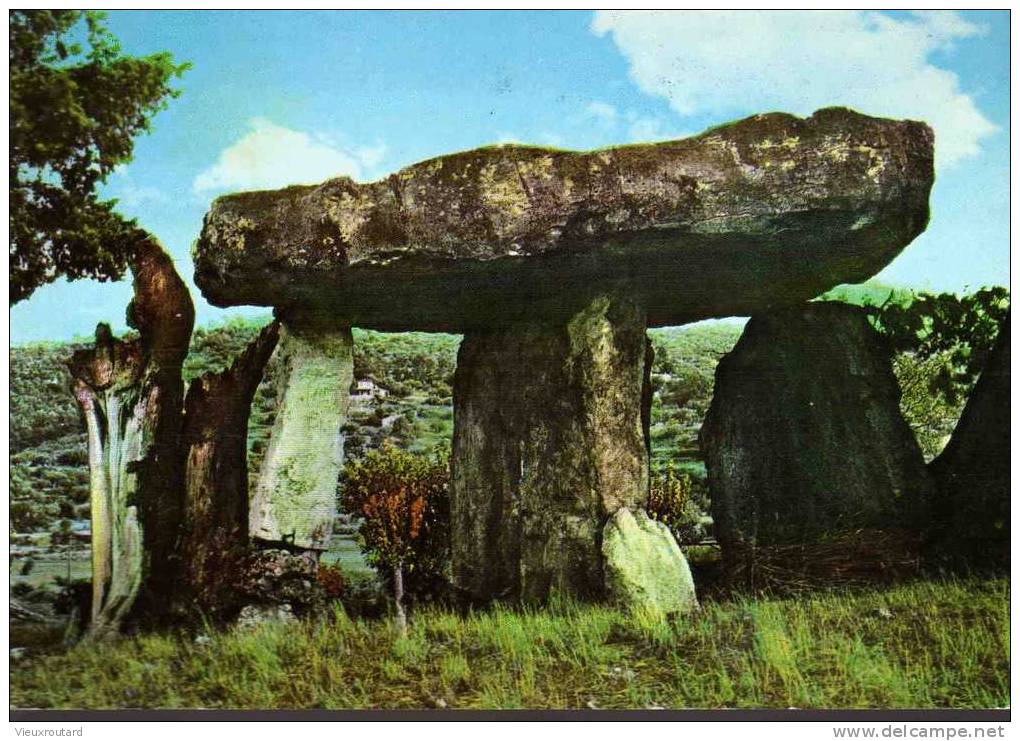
[724,529,922,595]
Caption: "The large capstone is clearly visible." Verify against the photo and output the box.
[700,302,932,571]
[194,108,933,333]
[249,315,354,551]
[450,295,650,602]
[929,316,1010,571]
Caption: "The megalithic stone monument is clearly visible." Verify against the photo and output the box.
[249,312,354,553]
[194,107,934,607]
[451,295,650,602]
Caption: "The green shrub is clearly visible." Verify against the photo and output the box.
[862,286,1010,460]
[341,445,451,626]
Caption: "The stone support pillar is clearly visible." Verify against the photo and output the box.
[451,296,651,603]
[250,315,354,552]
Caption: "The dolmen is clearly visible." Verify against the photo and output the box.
[194,107,934,610]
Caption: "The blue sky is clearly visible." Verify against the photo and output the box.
[10,10,1010,343]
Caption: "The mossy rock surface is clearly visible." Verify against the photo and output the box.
[195,108,933,332]
[601,507,698,615]
[700,302,933,562]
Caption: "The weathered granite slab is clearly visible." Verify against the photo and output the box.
[194,108,933,331]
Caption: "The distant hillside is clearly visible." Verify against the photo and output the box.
[9,317,738,534]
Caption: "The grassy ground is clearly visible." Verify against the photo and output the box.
[10,577,1008,710]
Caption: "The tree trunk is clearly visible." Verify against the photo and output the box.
[393,561,407,635]
[182,321,280,614]
[68,239,194,638]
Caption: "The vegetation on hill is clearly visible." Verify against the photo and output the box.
[10,281,1008,542]
[10,342,91,531]
[8,317,739,535]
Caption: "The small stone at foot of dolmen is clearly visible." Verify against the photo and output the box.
[602,508,698,615]
[235,603,297,630]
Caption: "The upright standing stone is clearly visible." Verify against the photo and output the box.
[700,302,932,575]
[929,315,1010,570]
[451,296,650,602]
[250,314,354,552]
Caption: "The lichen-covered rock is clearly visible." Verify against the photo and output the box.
[929,316,1010,571]
[235,603,297,630]
[451,295,650,603]
[195,108,933,332]
[602,508,698,615]
[249,315,354,550]
[700,302,932,571]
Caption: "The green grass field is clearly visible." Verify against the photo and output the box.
[10,577,1008,710]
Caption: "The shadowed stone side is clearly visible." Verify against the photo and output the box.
[451,296,650,603]
[250,316,354,551]
[602,508,698,615]
[700,302,932,575]
[929,315,1010,571]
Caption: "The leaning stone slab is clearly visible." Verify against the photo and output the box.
[700,302,932,575]
[194,108,933,332]
[450,295,650,602]
[602,508,698,615]
[249,315,354,551]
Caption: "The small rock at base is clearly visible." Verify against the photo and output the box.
[235,603,297,630]
[602,508,698,615]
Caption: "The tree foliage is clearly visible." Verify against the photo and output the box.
[865,287,1010,405]
[864,287,1010,460]
[9,10,189,303]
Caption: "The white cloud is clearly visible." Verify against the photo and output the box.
[585,101,619,125]
[625,112,691,143]
[591,10,996,168]
[193,118,383,193]
[107,166,168,209]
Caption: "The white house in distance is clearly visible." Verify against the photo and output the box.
[351,378,389,406]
